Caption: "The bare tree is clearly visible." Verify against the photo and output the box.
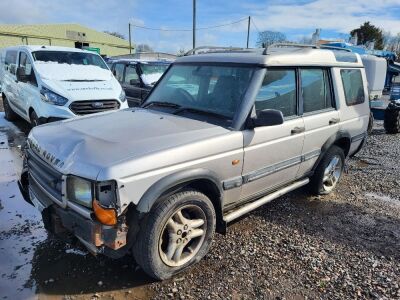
[103,31,125,40]
[256,31,286,48]
[177,48,186,57]
[136,44,154,53]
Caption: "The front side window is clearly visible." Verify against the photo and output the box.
[255,69,297,117]
[124,65,139,85]
[301,68,333,113]
[145,64,255,125]
[113,63,125,82]
[340,69,365,105]
[32,51,108,70]
[19,52,36,85]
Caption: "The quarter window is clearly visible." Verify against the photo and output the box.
[255,69,297,117]
[301,68,333,113]
[340,69,365,105]
[113,63,125,82]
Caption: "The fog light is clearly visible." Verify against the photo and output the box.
[93,200,117,225]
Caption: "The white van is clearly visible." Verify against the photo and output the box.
[0,46,128,126]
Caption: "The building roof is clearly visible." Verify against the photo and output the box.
[176,47,363,67]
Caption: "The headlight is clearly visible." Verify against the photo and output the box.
[66,176,93,208]
[40,87,69,106]
[119,89,126,102]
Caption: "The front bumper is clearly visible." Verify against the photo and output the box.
[19,170,129,258]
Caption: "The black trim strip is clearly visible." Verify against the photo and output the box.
[223,149,321,190]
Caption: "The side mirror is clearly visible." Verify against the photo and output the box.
[16,67,28,82]
[130,79,139,86]
[112,70,116,76]
[250,109,284,128]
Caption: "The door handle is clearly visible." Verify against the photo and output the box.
[291,127,305,135]
[329,118,340,125]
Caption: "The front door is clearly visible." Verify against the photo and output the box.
[240,68,305,201]
[122,64,142,107]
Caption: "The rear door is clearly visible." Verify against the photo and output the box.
[240,68,305,201]
[297,68,340,176]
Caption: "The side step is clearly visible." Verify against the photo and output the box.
[223,178,310,223]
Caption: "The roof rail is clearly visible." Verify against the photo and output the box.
[264,42,352,54]
[319,44,352,52]
[184,46,251,56]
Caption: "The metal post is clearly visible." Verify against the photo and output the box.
[193,0,196,49]
[246,16,251,48]
[128,23,132,54]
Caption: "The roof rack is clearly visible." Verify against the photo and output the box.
[264,42,352,54]
[184,46,253,56]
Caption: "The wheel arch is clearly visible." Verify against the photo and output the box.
[312,131,351,172]
[136,169,226,233]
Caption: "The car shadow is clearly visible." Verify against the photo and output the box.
[28,238,155,296]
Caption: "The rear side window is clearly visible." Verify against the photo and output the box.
[5,50,17,75]
[124,65,139,84]
[255,69,297,117]
[340,69,365,105]
[301,68,333,113]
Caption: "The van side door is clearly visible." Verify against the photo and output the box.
[240,68,305,201]
[297,68,340,176]
[2,50,19,107]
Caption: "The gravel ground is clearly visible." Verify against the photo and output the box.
[0,100,399,299]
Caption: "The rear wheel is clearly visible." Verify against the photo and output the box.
[3,96,18,121]
[310,146,345,195]
[133,189,216,280]
[384,107,400,134]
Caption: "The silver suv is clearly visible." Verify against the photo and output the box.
[19,45,370,280]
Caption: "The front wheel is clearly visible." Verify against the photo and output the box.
[310,145,345,195]
[133,189,216,280]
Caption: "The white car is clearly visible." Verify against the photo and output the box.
[0,45,127,126]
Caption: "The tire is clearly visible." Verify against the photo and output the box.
[3,96,18,121]
[384,108,400,134]
[30,110,40,127]
[310,145,345,195]
[133,189,216,280]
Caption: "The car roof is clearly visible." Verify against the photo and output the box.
[109,58,172,65]
[175,46,363,68]
[3,45,97,55]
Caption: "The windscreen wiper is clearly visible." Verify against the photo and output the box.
[173,107,229,120]
[142,101,181,109]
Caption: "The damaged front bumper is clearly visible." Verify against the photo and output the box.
[19,171,130,259]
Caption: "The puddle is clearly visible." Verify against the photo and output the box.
[0,113,154,299]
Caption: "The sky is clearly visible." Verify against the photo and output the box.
[1,0,400,54]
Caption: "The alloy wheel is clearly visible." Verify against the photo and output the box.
[322,155,343,193]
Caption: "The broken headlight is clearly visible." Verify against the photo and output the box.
[66,176,93,208]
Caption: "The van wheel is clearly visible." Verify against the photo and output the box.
[133,189,216,280]
[30,110,40,127]
[310,146,345,195]
[3,96,18,121]
[384,107,400,134]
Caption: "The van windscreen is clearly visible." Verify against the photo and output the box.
[32,51,108,70]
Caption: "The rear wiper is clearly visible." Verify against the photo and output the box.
[142,101,181,109]
[173,107,229,120]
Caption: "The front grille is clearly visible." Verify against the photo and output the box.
[27,150,64,206]
[69,100,120,115]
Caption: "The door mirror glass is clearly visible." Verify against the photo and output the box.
[250,109,284,128]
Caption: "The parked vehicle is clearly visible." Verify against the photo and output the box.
[19,45,370,280]
[109,59,171,107]
[0,45,128,126]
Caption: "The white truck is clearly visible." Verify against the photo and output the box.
[0,45,127,126]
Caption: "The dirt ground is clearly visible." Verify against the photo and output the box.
[0,100,399,299]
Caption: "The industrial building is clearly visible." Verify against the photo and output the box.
[0,23,133,56]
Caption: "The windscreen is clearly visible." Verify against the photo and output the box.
[32,51,108,70]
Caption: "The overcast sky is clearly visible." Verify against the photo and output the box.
[1,0,400,53]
